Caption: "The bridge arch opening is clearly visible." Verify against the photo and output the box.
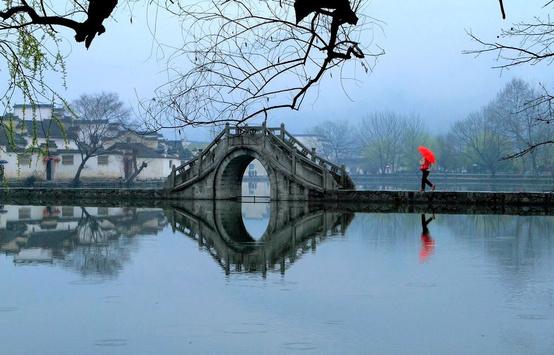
[241,159,270,240]
[242,159,270,200]
[214,149,276,200]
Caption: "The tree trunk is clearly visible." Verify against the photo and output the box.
[125,161,147,185]
[530,151,538,176]
[71,156,89,187]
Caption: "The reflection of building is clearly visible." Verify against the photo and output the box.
[0,104,192,183]
[0,205,167,275]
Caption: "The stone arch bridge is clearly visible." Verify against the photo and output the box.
[166,124,354,200]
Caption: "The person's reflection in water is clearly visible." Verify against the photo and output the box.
[419,214,435,263]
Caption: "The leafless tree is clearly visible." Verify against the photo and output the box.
[142,0,383,131]
[435,132,466,173]
[310,120,356,161]
[489,79,552,173]
[69,92,129,186]
[399,115,430,169]
[358,113,430,174]
[450,108,512,176]
[358,112,405,174]
[465,1,554,156]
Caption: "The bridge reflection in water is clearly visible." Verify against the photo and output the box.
[0,202,353,277]
[168,201,353,276]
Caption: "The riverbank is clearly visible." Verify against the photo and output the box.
[0,188,552,215]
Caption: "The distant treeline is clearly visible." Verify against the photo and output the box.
[310,78,554,176]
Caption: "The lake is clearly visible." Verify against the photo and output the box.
[0,201,553,354]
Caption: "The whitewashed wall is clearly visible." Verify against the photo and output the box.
[31,138,77,150]
[0,149,46,179]
[135,157,174,180]
[1,148,176,181]
[13,106,52,121]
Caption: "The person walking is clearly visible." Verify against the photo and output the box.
[417,146,436,192]
[419,157,435,192]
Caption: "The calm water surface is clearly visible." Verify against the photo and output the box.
[0,201,553,355]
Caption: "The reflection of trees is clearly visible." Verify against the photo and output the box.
[62,237,134,278]
[351,213,421,249]
[62,207,167,277]
[350,212,554,275]
[61,207,128,277]
[77,208,112,244]
[437,214,554,302]
[439,214,554,267]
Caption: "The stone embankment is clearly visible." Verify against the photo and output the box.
[0,188,551,214]
[0,188,166,207]
[321,190,552,205]
[317,190,553,215]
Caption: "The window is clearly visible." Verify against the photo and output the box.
[18,207,31,220]
[17,154,31,166]
[97,155,109,165]
[169,160,173,169]
[62,206,74,218]
[62,155,74,165]
[97,207,109,216]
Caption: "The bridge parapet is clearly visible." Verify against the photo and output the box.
[167,123,354,200]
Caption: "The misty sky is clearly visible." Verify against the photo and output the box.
[60,0,550,141]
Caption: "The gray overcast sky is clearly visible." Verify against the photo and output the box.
[61,1,550,140]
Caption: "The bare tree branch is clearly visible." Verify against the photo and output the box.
[140,0,383,131]
[466,1,554,158]
[502,140,554,159]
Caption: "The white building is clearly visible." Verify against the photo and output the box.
[0,104,192,183]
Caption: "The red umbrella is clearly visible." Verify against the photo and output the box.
[418,146,436,164]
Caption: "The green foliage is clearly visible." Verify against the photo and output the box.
[0,1,71,151]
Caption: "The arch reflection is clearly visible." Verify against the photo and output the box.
[169,201,354,276]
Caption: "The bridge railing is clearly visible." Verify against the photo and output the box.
[262,124,348,180]
[269,125,352,187]
[173,128,227,185]
[171,123,351,189]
